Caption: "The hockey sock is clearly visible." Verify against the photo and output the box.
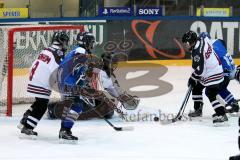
[192,94,203,110]
[193,101,203,111]
[62,102,83,129]
[25,97,49,129]
[219,89,234,105]
[210,100,225,116]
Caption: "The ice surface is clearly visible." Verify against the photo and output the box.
[0,66,239,160]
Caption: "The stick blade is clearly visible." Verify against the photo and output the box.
[159,118,178,125]
[114,126,134,131]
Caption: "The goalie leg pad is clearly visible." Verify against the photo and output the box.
[78,99,114,120]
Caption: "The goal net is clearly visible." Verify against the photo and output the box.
[0,25,85,116]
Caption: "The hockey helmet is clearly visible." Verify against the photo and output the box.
[77,32,95,50]
[182,30,197,51]
[52,31,69,51]
[101,52,128,71]
[182,30,197,45]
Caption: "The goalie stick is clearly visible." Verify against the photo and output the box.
[155,86,192,124]
[82,97,134,131]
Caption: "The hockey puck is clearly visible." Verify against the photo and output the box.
[154,117,159,121]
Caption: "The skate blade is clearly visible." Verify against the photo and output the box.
[213,121,229,127]
[19,133,37,140]
[120,126,134,131]
[59,138,78,144]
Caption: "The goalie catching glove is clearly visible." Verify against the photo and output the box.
[117,92,140,110]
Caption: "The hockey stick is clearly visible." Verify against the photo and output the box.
[172,86,192,122]
[82,97,134,131]
[159,86,192,124]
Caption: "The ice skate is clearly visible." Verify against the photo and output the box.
[188,109,202,118]
[19,126,38,140]
[212,114,228,127]
[188,102,203,118]
[226,100,239,116]
[59,128,78,144]
[17,109,31,130]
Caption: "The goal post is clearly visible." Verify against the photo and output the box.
[0,25,85,116]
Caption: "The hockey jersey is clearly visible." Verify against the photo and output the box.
[211,39,235,77]
[199,32,235,77]
[27,45,64,99]
[191,37,224,86]
[57,46,89,96]
[92,68,119,98]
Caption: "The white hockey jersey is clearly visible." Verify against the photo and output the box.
[27,45,63,99]
[191,37,224,86]
[92,68,119,98]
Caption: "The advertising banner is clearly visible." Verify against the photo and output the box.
[0,8,28,18]
[136,7,162,16]
[98,7,133,16]
[102,19,240,60]
[9,18,240,61]
[196,8,230,17]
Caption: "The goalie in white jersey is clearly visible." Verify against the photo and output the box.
[18,31,69,137]
[182,30,228,125]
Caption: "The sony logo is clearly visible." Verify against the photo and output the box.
[138,9,160,15]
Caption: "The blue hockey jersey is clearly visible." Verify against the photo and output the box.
[57,46,88,94]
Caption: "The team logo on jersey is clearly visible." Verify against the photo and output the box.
[194,55,200,62]
[205,43,212,59]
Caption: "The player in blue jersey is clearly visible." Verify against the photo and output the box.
[58,32,96,141]
[187,31,239,120]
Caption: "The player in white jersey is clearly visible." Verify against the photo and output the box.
[182,30,228,125]
[18,31,69,137]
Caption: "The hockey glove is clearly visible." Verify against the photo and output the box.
[188,76,197,87]
[118,93,140,110]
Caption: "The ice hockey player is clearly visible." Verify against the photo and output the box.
[57,31,96,142]
[18,31,69,138]
[182,30,228,125]
[199,32,239,114]
[47,52,139,121]
[187,32,239,118]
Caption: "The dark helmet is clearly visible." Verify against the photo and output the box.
[101,52,112,63]
[182,30,197,45]
[52,31,69,51]
[76,32,95,50]
[101,52,128,71]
